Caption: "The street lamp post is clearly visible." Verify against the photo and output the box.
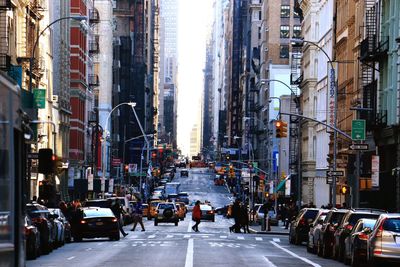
[291,38,338,206]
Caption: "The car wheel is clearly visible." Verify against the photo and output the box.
[351,250,360,267]
[306,240,312,253]
[74,236,82,242]
[175,221,178,226]
[154,219,158,226]
[294,233,301,245]
[113,234,120,241]
[317,239,322,257]
[212,217,215,222]
[322,242,330,258]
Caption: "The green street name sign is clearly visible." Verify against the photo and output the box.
[352,119,366,140]
[33,88,46,109]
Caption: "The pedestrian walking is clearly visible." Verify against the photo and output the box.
[111,199,128,237]
[239,203,249,233]
[192,200,201,232]
[229,199,241,233]
[131,199,145,231]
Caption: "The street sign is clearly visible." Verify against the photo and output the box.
[326,170,344,176]
[351,120,366,140]
[326,176,333,184]
[28,153,39,159]
[33,88,46,109]
[112,158,121,167]
[349,143,369,150]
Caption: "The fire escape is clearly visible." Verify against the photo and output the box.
[359,1,388,130]
[0,0,13,71]
[89,8,100,91]
[289,45,302,177]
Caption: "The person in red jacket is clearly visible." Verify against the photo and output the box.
[192,200,201,232]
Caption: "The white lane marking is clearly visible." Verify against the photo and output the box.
[255,237,263,241]
[272,238,280,242]
[187,219,193,232]
[184,238,194,267]
[97,242,103,246]
[202,235,209,238]
[166,235,173,238]
[264,257,278,267]
[270,241,322,267]
[67,256,75,260]
[85,248,92,251]
[237,236,244,240]
[184,234,191,238]
[220,235,227,239]
[148,235,156,239]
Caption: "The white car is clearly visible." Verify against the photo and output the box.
[154,203,179,226]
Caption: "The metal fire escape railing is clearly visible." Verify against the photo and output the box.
[359,0,388,129]
[289,46,302,176]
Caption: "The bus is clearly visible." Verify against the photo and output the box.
[0,71,26,266]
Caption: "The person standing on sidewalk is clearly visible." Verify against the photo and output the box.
[192,200,201,232]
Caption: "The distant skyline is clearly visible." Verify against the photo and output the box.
[177,0,214,156]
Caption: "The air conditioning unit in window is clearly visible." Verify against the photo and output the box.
[52,95,59,103]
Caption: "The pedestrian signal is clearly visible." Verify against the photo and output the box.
[275,120,288,138]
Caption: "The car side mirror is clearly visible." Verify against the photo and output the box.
[318,219,324,225]
[362,227,372,234]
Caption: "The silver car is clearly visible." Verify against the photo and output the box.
[367,213,400,265]
[307,209,329,253]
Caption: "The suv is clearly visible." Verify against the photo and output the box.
[289,208,319,245]
[367,213,400,266]
[180,169,189,177]
[333,208,385,262]
[317,209,348,258]
[154,203,179,226]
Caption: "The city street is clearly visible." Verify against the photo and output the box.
[28,169,345,267]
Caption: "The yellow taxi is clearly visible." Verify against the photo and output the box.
[148,200,165,220]
[175,202,187,220]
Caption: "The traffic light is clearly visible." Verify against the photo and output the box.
[124,164,129,173]
[275,120,288,138]
[341,185,350,194]
[38,148,55,174]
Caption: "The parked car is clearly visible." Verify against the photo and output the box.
[49,211,65,248]
[24,216,41,260]
[317,209,348,258]
[180,169,189,177]
[343,218,377,266]
[333,208,385,261]
[49,208,71,243]
[367,213,400,265]
[177,192,189,204]
[26,203,56,254]
[289,208,319,245]
[154,203,179,226]
[253,204,278,226]
[200,203,215,222]
[307,209,329,253]
[72,207,120,241]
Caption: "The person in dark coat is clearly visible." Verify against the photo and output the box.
[230,199,242,233]
[239,204,249,233]
[111,199,128,237]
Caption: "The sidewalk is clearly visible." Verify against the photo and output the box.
[248,220,289,235]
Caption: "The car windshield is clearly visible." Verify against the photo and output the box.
[158,204,175,210]
[348,213,380,226]
[151,202,161,207]
[200,205,212,211]
[383,218,400,233]
[28,210,49,218]
[85,201,109,208]
[179,193,188,197]
[303,210,319,220]
[362,219,377,229]
[330,212,346,224]
[83,208,114,218]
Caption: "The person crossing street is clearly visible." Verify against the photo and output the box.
[131,198,145,231]
[192,200,201,232]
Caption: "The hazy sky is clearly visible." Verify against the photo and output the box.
[177,0,214,156]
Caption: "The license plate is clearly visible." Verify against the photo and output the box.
[396,236,400,244]
[96,222,104,226]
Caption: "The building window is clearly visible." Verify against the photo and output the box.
[293,25,302,38]
[259,10,262,20]
[281,5,290,18]
[280,45,289,58]
[280,25,290,38]
[258,26,261,39]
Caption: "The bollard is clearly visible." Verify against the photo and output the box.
[261,213,266,231]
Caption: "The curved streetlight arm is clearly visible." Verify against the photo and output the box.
[260,79,297,96]
[291,38,334,70]
[29,16,86,92]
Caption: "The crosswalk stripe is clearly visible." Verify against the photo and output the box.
[220,236,227,239]
[184,235,191,238]
[273,238,281,242]
[237,236,244,240]
[166,235,173,238]
[148,235,156,239]
[255,237,263,241]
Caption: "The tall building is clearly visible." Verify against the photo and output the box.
[159,0,178,148]
[190,124,200,158]
[202,41,214,159]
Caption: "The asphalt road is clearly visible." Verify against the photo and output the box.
[27,168,346,267]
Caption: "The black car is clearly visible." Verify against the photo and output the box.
[289,208,319,245]
[24,215,41,260]
[26,203,56,254]
[177,192,189,204]
[333,208,385,262]
[317,209,348,258]
[344,218,377,266]
[72,207,120,241]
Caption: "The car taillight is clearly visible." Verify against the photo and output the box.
[31,217,44,224]
[358,232,368,240]
[375,218,386,238]
[299,218,305,226]
[345,224,353,231]
[24,227,31,236]
[112,218,118,222]
[207,210,214,214]
[80,220,87,224]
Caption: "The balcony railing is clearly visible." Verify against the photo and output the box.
[89,8,100,24]
[0,54,11,70]
[360,35,389,62]
[89,38,100,54]
[88,74,99,86]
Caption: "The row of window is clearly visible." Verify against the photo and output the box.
[281,5,300,18]
[280,25,301,38]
